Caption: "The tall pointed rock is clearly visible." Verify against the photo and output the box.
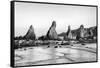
[24,25,36,40]
[64,25,72,40]
[78,25,85,38]
[46,21,58,40]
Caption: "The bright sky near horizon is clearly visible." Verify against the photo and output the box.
[15,2,96,37]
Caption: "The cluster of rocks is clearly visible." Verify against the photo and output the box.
[63,25,97,41]
[15,21,97,41]
[15,21,59,40]
[14,21,97,49]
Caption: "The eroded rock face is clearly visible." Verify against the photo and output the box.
[46,21,58,40]
[24,25,36,40]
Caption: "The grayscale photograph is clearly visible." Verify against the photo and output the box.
[13,1,97,67]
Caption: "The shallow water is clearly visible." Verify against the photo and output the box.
[15,43,97,66]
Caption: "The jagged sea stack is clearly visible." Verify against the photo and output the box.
[76,25,86,40]
[78,25,85,38]
[64,25,72,40]
[46,21,58,40]
[24,25,36,40]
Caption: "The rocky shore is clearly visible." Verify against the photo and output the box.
[14,21,97,49]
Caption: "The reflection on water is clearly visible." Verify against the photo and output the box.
[15,44,97,66]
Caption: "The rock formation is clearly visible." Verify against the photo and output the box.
[78,25,85,38]
[64,25,72,40]
[58,25,97,41]
[46,21,58,40]
[24,25,36,40]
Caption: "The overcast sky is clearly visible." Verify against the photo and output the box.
[15,2,96,37]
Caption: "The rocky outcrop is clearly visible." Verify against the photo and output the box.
[64,25,73,40]
[77,25,96,39]
[24,25,36,40]
[75,25,85,40]
[58,25,97,40]
[46,21,58,40]
[78,25,85,38]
